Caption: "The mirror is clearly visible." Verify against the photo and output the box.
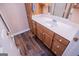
[32,3,79,24]
[32,3,73,19]
[48,3,73,19]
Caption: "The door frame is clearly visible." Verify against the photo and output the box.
[0,11,11,33]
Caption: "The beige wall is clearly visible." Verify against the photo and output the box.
[0,3,29,35]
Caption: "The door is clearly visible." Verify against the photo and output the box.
[0,14,10,55]
[0,14,20,56]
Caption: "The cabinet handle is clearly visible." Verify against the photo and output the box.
[54,51,57,54]
[43,33,45,35]
[57,45,60,48]
[59,39,62,42]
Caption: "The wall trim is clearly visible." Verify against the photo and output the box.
[12,28,30,36]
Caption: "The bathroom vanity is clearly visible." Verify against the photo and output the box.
[32,14,79,56]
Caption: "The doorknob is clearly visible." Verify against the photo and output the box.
[6,32,10,36]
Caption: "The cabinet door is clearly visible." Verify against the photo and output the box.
[43,27,54,49]
[36,23,44,41]
[37,28,43,41]
[43,33,53,49]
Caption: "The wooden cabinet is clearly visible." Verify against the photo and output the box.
[51,34,70,56]
[36,22,70,55]
[30,20,70,56]
[36,22,54,49]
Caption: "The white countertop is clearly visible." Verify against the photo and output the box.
[32,14,79,41]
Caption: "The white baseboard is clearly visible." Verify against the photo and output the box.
[12,28,30,36]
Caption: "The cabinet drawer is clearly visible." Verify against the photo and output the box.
[43,26,54,36]
[54,34,69,46]
[52,39,66,56]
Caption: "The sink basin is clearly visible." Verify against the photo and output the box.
[46,19,58,27]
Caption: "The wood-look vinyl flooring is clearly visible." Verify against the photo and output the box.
[14,31,55,56]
